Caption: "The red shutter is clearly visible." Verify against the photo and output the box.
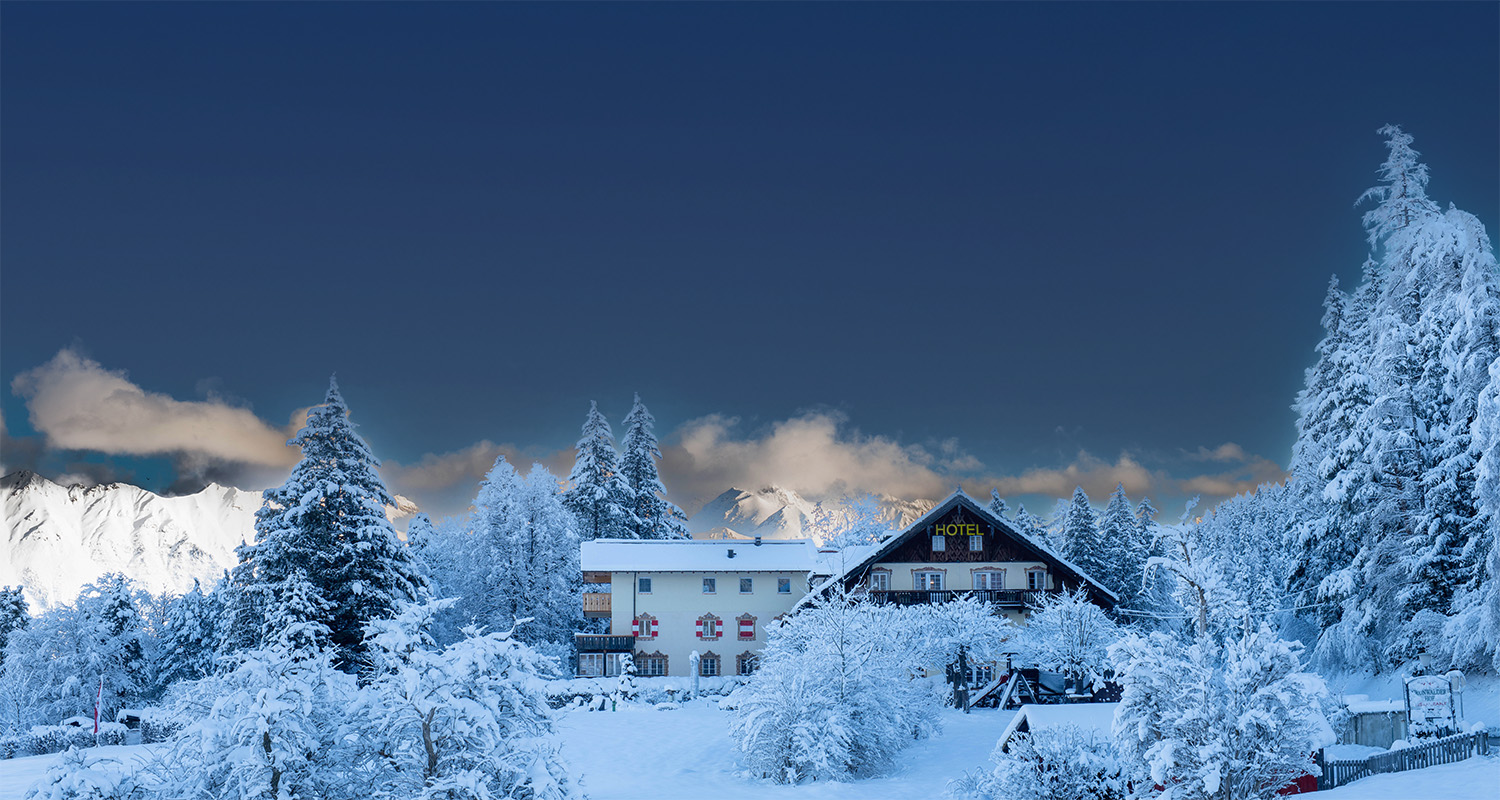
[696,619,703,638]
[631,619,640,637]
[650,619,659,637]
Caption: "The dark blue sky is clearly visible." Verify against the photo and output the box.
[3,2,1497,516]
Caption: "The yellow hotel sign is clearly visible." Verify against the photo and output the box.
[935,522,982,537]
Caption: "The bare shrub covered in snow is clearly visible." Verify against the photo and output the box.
[346,601,581,800]
[1012,587,1121,687]
[731,592,1008,783]
[951,724,1127,800]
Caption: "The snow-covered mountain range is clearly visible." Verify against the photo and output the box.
[0,471,419,608]
[1,471,259,607]
[687,486,932,541]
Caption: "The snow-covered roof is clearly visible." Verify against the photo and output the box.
[818,490,1120,604]
[581,538,819,573]
[998,702,1120,751]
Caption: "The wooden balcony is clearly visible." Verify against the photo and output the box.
[582,592,611,618]
[575,634,636,653]
[866,589,1060,608]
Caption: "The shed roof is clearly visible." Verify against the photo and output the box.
[581,538,819,573]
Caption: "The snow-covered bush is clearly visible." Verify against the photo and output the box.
[952,724,1126,800]
[730,593,938,783]
[23,746,146,800]
[1012,587,1121,687]
[1111,625,1330,800]
[153,629,352,800]
[345,601,582,800]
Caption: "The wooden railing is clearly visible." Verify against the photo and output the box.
[866,589,1061,607]
[1317,731,1490,790]
[582,593,611,616]
[575,634,636,653]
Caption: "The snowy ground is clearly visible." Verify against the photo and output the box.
[0,701,1494,799]
[558,702,1008,800]
[1315,755,1499,799]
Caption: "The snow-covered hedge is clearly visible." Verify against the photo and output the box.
[547,675,748,708]
[0,723,128,759]
[951,724,1128,800]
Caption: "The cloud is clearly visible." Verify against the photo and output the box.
[659,412,964,511]
[990,451,1160,499]
[11,349,301,487]
[380,440,575,518]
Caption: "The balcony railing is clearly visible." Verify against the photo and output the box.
[575,634,636,653]
[866,589,1060,607]
[582,593,611,618]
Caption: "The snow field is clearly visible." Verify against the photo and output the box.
[557,702,1013,800]
[0,703,1493,800]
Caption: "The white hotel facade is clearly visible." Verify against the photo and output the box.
[576,490,1117,678]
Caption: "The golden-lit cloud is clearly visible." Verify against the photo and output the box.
[13,348,301,468]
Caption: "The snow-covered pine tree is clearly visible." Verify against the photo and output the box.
[620,394,689,539]
[1011,505,1048,542]
[1060,488,1104,580]
[216,542,266,665]
[0,586,26,669]
[463,458,583,656]
[562,401,636,540]
[154,580,220,690]
[1095,484,1140,602]
[987,489,1011,521]
[1046,497,1071,552]
[250,377,425,671]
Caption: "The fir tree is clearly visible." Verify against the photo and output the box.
[155,579,220,689]
[987,489,1011,521]
[1096,484,1142,602]
[1011,504,1048,542]
[0,586,27,669]
[1061,487,1103,580]
[619,394,689,539]
[562,401,636,540]
[250,377,425,671]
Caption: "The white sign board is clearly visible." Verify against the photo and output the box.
[1405,675,1454,727]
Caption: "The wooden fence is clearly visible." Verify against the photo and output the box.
[1317,730,1490,790]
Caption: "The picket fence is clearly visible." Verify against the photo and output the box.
[1316,730,1490,790]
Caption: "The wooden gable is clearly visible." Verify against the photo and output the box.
[883,503,1035,563]
[836,492,1118,607]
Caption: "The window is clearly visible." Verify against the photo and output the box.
[777,578,792,594]
[578,653,603,677]
[737,652,759,676]
[974,571,1004,591]
[703,577,716,594]
[740,577,753,594]
[697,614,722,640]
[969,534,983,552]
[699,652,720,678]
[915,571,944,591]
[1027,570,1047,591]
[636,652,668,677]
[638,577,652,594]
[868,571,890,592]
[737,614,757,641]
[931,534,946,551]
[967,664,996,687]
[632,615,658,639]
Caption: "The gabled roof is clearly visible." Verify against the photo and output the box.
[581,538,819,573]
[819,490,1120,605]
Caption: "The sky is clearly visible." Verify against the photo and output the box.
[2,2,1497,521]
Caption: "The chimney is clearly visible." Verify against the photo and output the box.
[727,549,736,559]
[754,534,762,547]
